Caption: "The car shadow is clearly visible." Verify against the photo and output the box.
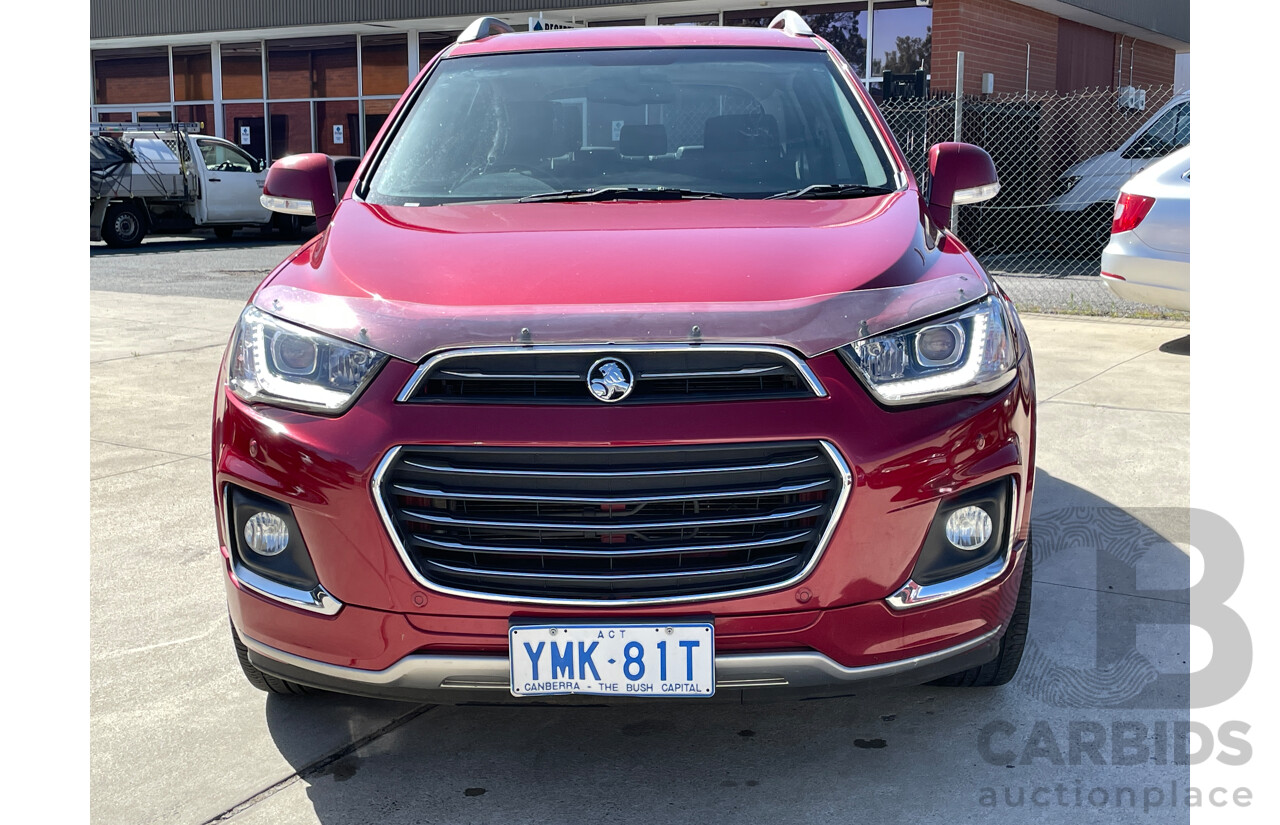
[1159,334,1189,356]
[89,232,313,257]
[258,470,1191,824]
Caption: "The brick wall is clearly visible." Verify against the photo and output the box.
[931,0,1058,95]
[1113,34,1176,89]
[93,55,169,105]
[931,0,1177,95]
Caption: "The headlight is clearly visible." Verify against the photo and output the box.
[838,295,1016,405]
[228,306,387,413]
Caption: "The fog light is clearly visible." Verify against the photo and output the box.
[945,506,992,550]
[244,512,290,556]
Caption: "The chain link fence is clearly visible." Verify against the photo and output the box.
[879,86,1188,319]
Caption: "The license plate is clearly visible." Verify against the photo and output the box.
[509,623,715,698]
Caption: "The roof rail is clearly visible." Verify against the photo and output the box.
[769,10,815,37]
[457,17,515,44]
[91,122,203,134]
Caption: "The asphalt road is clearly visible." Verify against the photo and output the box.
[90,239,1195,824]
[89,232,310,301]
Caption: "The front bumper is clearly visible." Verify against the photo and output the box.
[236,620,1006,704]
[215,336,1035,699]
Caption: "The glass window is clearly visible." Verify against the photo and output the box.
[92,47,169,105]
[266,36,358,99]
[1124,102,1191,159]
[658,14,718,26]
[589,19,646,27]
[197,139,258,172]
[362,99,397,152]
[725,5,868,72]
[175,104,213,133]
[419,32,455,67]
[367,47,896,205]
[223,102,266,160]
[173,45,213,101]
[361,34,408,96]
[221,43,264,100]
[315,101,360,155]
[268,101,311,159]
[267,40,312,99]
[312,38,358,97]
[870,5,932,78]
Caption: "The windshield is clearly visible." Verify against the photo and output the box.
[366,47,899,205]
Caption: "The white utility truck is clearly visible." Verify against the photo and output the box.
[90,122,300,247]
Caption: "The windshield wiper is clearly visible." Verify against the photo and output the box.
[517,186,731,203]
[765,184,896,200]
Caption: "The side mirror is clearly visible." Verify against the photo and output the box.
[926,142,999,231]
[260,153,339,231]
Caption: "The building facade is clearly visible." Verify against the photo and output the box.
[90,0,1188,163]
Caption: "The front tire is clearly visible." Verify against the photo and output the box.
[231,623,315,696]
[273,213,303,240]
[931,532,1033,687]
[102,202,146,248]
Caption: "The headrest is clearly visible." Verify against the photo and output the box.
[703,114,780,152]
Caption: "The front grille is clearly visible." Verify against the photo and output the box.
[375,442,848,602]
[401,347,820,405]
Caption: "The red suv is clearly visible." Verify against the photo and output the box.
[216,12,1035,702]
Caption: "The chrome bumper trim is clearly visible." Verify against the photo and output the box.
[885,478,1021,611]
[224,549,343,616]
[238,625,1002,694]
[885,554,1009,610]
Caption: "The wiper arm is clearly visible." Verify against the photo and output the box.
[765,183,896,200]
[518,186,731,203]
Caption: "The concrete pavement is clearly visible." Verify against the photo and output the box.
[90,277,1191,824]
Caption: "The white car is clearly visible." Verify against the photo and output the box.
[1100,145,1189,312]
[1051,91,1190,215]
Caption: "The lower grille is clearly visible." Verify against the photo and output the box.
[375,442,849,602]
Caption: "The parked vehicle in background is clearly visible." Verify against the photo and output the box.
[1050,90,1190,216]
[1100,145,1190,312]
[219,12,1036,705]
[330,155,361,195]
[90,122,299,247]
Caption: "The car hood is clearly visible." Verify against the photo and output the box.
[255,192,988,362]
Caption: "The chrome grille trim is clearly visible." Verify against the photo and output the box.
[372,440,853,607]
[423,557,794,582]
[401,454,823,478]
[406,530,814,558]
[638,366,786,379]
[436,370,582,380]
[396,503,827,532]
[396,343,828,403]
[391,477,832,505]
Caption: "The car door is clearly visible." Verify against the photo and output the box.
[196,138,269,224]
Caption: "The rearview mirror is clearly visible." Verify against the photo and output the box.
[926,142,999,231]
[260,153,338,231]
